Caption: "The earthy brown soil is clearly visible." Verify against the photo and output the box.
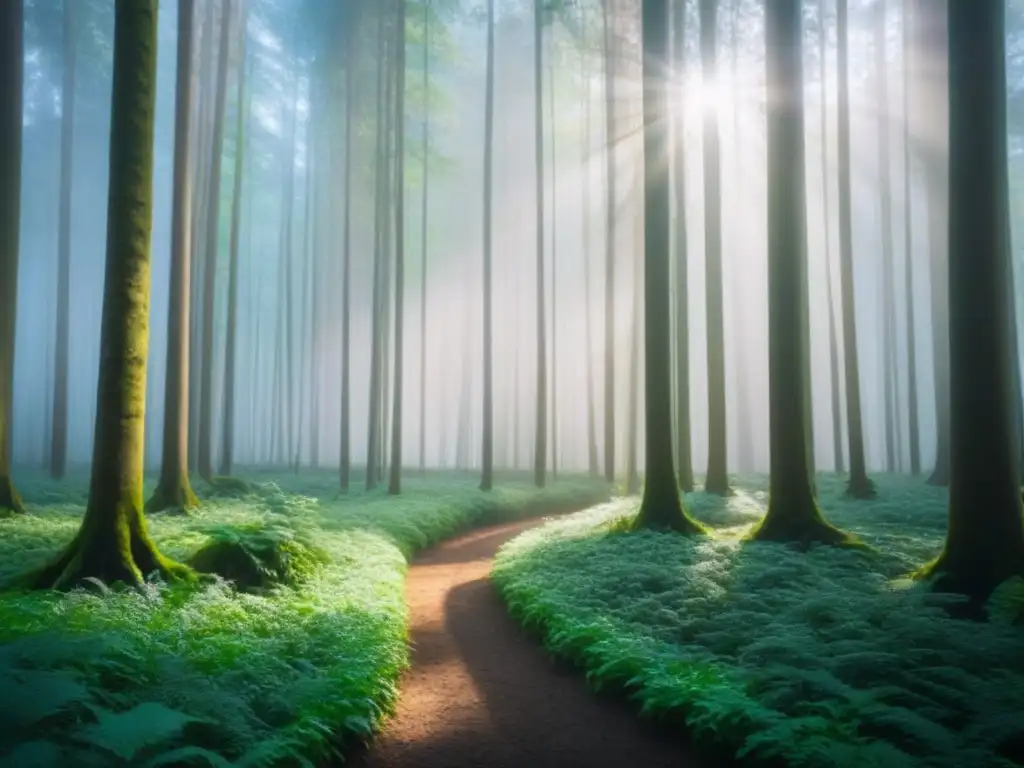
[347,517,711,768]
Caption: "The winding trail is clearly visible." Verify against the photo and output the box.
[348,517,709,768]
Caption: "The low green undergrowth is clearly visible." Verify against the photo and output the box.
[492,474,1024,768]
[0,469,608,767]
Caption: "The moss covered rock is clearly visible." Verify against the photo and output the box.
[188,522,330,592]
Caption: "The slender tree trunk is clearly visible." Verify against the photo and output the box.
[672,0,693,491]
[752,0,850,545]
[625,180,641,496]
[148,0,200,514]
[388,0,407,495]
[874,0,899,474]
[188,0,216,470]
[220,14,246,478]
[419,0,430,474]
[581,7,599,477]
[837,0,875,497]
[480,0,495,491]
[549,43,559,481]
[900,0,920,475]
[50,0,76,480]
[729,0,755,476]
[819,0,845,474]
[366,13,390,490]
[340,5,356,491]
[0,0,25,516]
[533,0,548,488]
[917,0,1024,603]
[30,0,191,588]
[198,0,233,481]
[634,0,703,534]
[602,0,616,485]
[700,0,730,495]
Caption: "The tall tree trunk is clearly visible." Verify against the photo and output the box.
[672,0,693,491]
[148,0,200,514]
[198,0,233,481]
[533,0,548,488]
[419,0,430,473]
[30,0,191,588]
[700,0,730,495]
[220,12,246,478]
[874,0,899,474]
[549,42,559,481]
[480,0,495,492]
[50,0,76,480]
[729,0,755,476]
[916,0,1024,603]
[633,0,704,534]
[837,0,875,497]
[0,0,24,515]
[819,0,845,473]
[188,0,216,470]
[581,6,599,478]
[751,0,850,545]
[602,0,616,484]
[625,178,641,496]
[388,0,407,495]
[901,0,920,475]
[339,4,356,491]
[366,12,390,490]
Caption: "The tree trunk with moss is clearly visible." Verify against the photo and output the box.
[633,0,706,535]
[148,0,199,514]
[751,0,851,546]
[31,0,191,588]
[915,0,1024,602]
[699,0,730,496]
[836,0,874,498]
[0,0,24,516]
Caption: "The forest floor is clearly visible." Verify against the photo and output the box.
[0,469,606,767]
[346,517,713,768]
[493,474,1024,768]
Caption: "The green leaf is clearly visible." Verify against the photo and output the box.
[74,703,206,762]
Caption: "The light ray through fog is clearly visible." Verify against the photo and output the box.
[4,0,1017,488]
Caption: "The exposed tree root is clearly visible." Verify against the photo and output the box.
[747,505,862,550]
[632,488,709,536]
[23,509,193,591]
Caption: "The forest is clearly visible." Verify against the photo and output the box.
[1,0,1023,766]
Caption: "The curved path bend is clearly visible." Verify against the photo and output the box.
[348,517,709,768]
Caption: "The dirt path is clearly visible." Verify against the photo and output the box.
[347,517,709,768]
